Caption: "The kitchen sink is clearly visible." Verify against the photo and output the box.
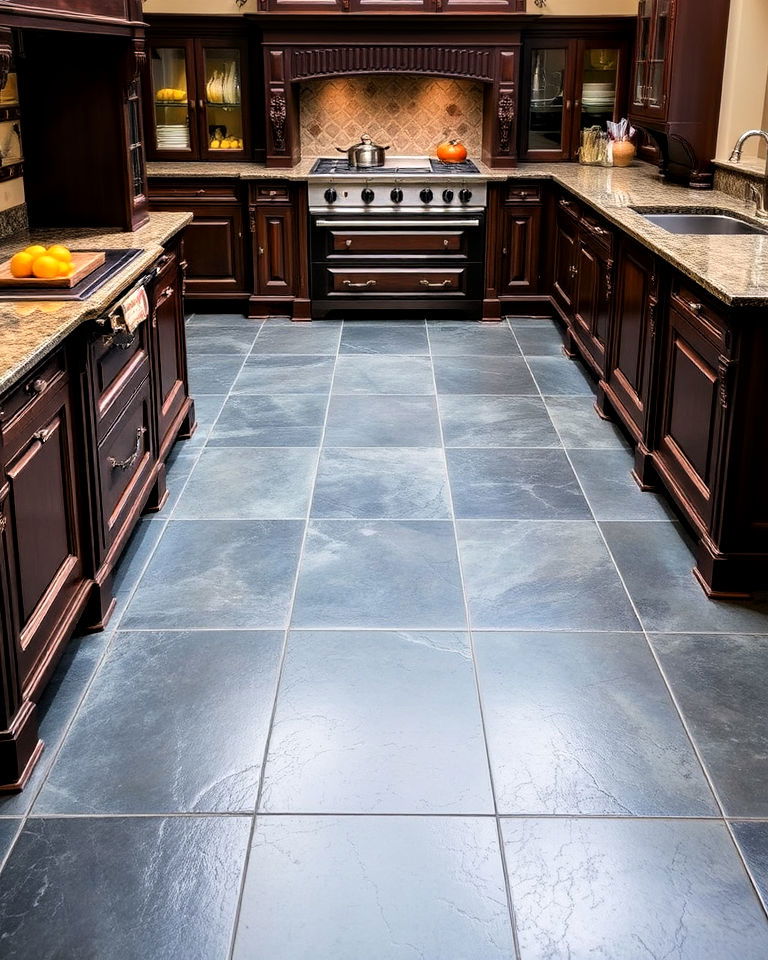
[633,209,768,236]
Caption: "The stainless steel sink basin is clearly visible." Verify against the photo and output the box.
[634,210,768,236]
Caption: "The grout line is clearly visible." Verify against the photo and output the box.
[225,318,342,960]
[6,811,739,821]
[511,322,768,924]
[424,321,522,960]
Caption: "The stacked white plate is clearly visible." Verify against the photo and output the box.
[157,124,190,150]
[582,81,615,108]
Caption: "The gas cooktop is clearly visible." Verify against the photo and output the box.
[309,157,481,176]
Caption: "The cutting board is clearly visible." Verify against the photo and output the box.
[0,251,107,289]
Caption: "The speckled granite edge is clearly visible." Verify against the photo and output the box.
[146,158,512,181]
[0,211,192,394]
[0,203,28,241]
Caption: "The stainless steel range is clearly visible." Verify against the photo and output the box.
[307,157,489,319]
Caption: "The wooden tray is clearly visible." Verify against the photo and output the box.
[0,250,107,289]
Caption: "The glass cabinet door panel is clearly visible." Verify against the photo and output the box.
[527,47,569,155]
[648,0,671,108]
[151,46,192,153]
[202,47,244,155]
[580,47,620,134]
[633,0,653,106]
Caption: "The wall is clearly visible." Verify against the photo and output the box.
[300,76,483,157]
[716,0,768,161]
[143,0,258,12]
[537,0,636,14]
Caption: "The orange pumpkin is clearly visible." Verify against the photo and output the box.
[436,139,468,163]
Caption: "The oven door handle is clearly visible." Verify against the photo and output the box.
[314,219,482,228]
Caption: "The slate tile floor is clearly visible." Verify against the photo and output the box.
[2,315,768,958]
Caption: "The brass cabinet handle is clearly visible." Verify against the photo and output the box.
[345,239,353,247]
[25,378,47,396]
[420,279,453,289]
[342,279,377,288]
[33,428,52,445]
[443,239,450,247]
[569,265,579,277]
[687,301,703,315]
[108,426,146,472]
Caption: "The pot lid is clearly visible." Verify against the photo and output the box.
[340,133,390,151]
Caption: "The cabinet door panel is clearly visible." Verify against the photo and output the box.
[182,204,245,295]
[255,205,297,296]
[499,206,541,295]
[572,237,612,376]
[521,40,576,162]
[152,271,187,455]
[552,210,577,313]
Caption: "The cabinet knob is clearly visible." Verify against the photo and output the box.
[25,378,47,396]
[687,300,703,315]
[258,246,264,256]
[33,428,52,445]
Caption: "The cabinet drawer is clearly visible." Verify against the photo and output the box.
[148,180,239,203]
[326,267,470,296]
[328,230,468,257]
[670,281,729,349]
[506,183,542,203]
[253,185,291,203]
[97,378,155,549]
[557,194,581,220]
[580,213,614,253]
[0,351,67,449]
[90,322,150,440]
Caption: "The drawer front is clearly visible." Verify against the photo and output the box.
[0,351,67,452]
[506,183,542,203]
[97,378,155,549]
[90,322,150,440]
[670,281,729,350]
[557,193,581,221]
[580,212,614,254]
[148,180,240,203]
[253,185,291,203]
[329,229,468,257]
[325,267,471,296]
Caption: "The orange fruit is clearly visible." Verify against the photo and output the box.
[32,255,61,279]
[24,245,46,259]
[47,244,72,263]
[10,252,34,278]
[57,260,72,276]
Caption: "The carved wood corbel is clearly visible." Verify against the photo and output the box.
[270,93,287,152]
[497,94,515,154]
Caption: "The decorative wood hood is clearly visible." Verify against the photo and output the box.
[260,23,521,167]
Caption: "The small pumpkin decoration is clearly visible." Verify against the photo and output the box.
[436,139,468,164]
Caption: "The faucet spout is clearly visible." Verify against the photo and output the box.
[728,129,768,163]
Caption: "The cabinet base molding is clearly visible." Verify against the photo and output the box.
[693,539,763,601]
[0,700,43,794]
[632,443,659,492]
[248,295,306,320]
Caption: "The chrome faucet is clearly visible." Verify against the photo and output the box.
[728,130,768,222]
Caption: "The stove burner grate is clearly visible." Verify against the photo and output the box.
[309,158,481,176]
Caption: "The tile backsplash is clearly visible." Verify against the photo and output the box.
[300,76,484,158]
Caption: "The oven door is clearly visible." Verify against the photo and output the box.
[310,212,486,309]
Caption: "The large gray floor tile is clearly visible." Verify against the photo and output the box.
[179,394,227,450]
[324,395,441,447]
[475,631,715,816]
[545,395,629,449]
[251,323,341,355]
[0,819,19,864]
[439,395,561,448]
[509,319,567,356]
[339,321,429,355]
[433,355,537,395]
[458,520,640,630]
[292,519,466,628]
[427,321,521,356]
[528,356,595,396]
[731,821,768,910]
[0,816,250,960]
[121,519,304,629]
[185,322,261,355]
[447,448,590,519]
[332,355,434,394]
[187,354,244,395]
[260,630,492,814]
[111,518,168,621]
[174,447,317,519]
[233,815,515,960]
[209,394,327,447]
[312,447,450,519]
[569,448,675,520]
[35,630,283,814]
[232,355,335,395]
[502,818,768,960]
[602,521,768,632]
[0,634,110,816]
[652,633,768,817]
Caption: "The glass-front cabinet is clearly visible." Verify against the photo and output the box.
[521,36,628,162]
[146,36,249,161]
[631,0,674,120]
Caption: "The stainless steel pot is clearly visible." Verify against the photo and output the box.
[336,133,390,168]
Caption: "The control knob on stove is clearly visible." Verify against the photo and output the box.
[459,188,473,204]
[420,188,434,204]
[442,189,454,203]
[390,187,404,204]
[324,187,338,204]
[361,187,375,204]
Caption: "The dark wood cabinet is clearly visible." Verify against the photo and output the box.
[552,197,580,314]
[151,248,190,459]
[628,0,730,187]
[148,179,247,300]
[602,237,659,445]
[249,183,310,319]
[498,201,541,296]
[0,0,143,29]
[570,215,613,376]
[253,205,298,298]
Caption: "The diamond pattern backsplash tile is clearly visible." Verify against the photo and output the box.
[300,76,484,158]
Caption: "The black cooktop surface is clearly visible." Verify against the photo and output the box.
[310,158,481,176]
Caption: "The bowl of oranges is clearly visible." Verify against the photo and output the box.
[1,245,106,288]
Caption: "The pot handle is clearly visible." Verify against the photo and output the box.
[336,146,349,153]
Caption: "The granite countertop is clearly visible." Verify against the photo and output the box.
[0,211,192,394]
[147,159,768,306]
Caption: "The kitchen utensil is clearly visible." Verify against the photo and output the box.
[336,134,390,168]
[0,250,106,289]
